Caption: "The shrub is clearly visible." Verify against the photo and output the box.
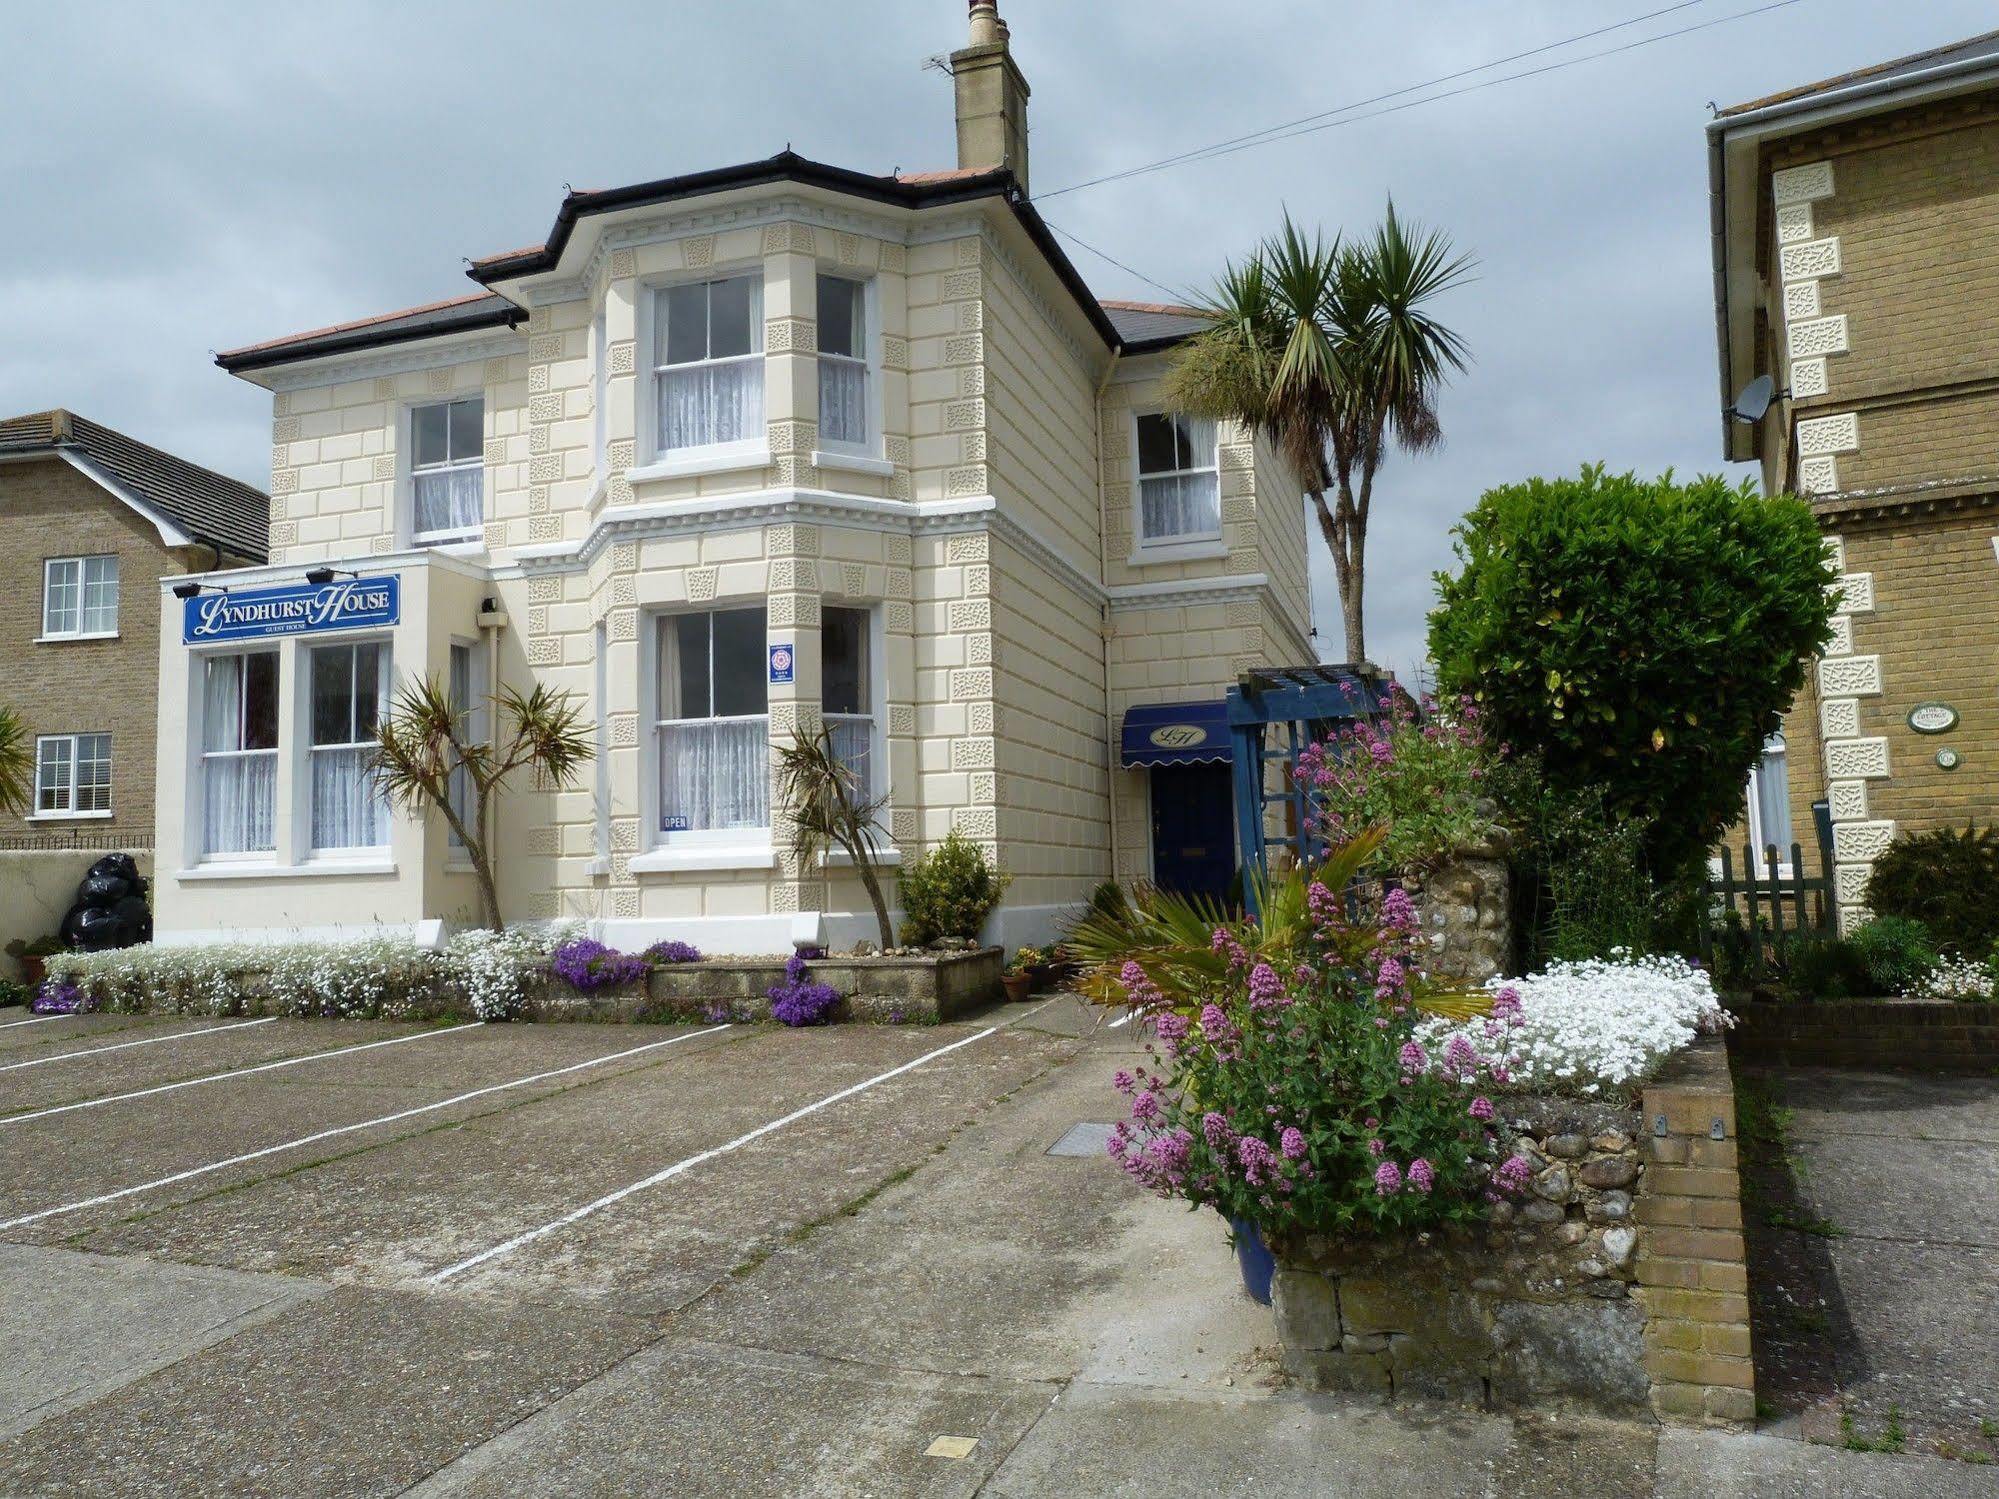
[898,830,1010,946]
[1779,932,1868,1000]
[0,976,29,1009]
[1420,952,1730,1098]
[768,952,840,1026]
[1429,466,1834,875]
[1845,916,1937,996]
[1864,825,1999,956]
[1293,695,1500,873]
[1108,845,1524,1242]
[1486,759,1662,967]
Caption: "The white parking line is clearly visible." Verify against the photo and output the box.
[0,1018,276,1074]
[0,1015,71,1030]
[428,1025,998,1284]
[0,1024,729,1232]
[0,1022,485,1128]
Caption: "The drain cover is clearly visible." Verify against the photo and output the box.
[1047,1122,1115,1157]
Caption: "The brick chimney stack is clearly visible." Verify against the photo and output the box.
[951,0,1031,193]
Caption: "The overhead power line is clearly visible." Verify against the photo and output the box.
[1035,0,1806,201]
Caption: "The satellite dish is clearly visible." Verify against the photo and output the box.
[1727,374,1776,424]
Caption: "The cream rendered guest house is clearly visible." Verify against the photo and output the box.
[156,2,1314,952]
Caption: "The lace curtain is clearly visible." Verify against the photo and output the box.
[202,654,275,855]
[1137,414,1219,542]
[825,714,873,802]
[310,643,388,851]
[819,358,868,446]
[657,360,764,451]
[657,719,768,832]
[311,747,386,850]
[414,466,484,538]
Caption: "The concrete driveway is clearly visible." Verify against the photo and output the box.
[1,1001,1991,1496]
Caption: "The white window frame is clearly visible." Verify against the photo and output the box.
[303,637,393,858]
[813,272,878,457]
[819,603,879,809]
[196,647,281,862]
[640,605,772,858]
[40,555,120,640]
[639,271,767,468]
[1129,410,1224,562]
[405,396,486,548]
[446,638,486,855]
[1742,732,1794,877]
[31,732,112,819]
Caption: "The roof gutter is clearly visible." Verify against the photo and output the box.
[216,300,526,374]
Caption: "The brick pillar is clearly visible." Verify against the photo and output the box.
[1635,1041,1755,1426]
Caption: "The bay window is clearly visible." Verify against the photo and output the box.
[654,274,764,455]
[1134,412,1220,546]
[43,555,119,638]
[655,608,768,834]
[817,274,870,449]
[35,733,111,816]
[309,641,389,852]
[411,397,485,543]
[821,606,874,802]
[201,651,278,855]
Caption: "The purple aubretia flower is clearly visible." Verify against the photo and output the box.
[644,940,702,964]
[551,939,649,990]
[768,951,840,1026]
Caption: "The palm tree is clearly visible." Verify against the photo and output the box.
[371,678,593,932]
[775,723,895,949]
[0,706,30,816]
[1164,204,1471,665]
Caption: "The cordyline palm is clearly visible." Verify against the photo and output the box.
[372,678,593,932]
[1165,204,1472,665]
[0,706,30,816]
[775,724,895,949]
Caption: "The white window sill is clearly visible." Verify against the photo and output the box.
[1128,538,1228,566]
[811,449,894,478]
[630,843,776,874]
[411,535,486,555]
[176,859,398,882]
[628,447,771,484]
[820,845,902,869]
[25,810,114,822]
[34,631,120,644]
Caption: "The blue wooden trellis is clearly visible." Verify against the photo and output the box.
[1225,665,1395,915]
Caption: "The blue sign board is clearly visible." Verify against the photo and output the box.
[182,575,400,645]
[768,642,794,684]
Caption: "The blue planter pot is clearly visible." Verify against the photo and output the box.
[1231,1216,1275,1305]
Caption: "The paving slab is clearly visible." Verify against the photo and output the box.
[1783,1068,1999,1147]
[0,1285,659,1497]
[1785,1131,1999,1245]
[408,1335,1058,1499]
[1657,1428,1999,1497]
[0,1012,155,1055]
[0,1243,322,1440]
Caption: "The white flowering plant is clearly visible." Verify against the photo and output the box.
[1907,955,1995,1002]
[1419,951,1730,1099]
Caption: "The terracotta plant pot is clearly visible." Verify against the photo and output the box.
[1001,973,1034,1002]
[19,956,46,989]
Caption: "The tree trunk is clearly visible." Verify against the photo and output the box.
[472,786,503,932]
[854,856,894,950]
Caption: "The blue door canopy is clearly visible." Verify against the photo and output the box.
[1121,701,1232,768]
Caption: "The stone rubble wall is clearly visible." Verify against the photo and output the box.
[1401,846,1511,986]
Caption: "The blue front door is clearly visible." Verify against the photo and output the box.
[1150,763,1236,904]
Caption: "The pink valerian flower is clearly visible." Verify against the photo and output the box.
[1489,986,1523,1024]
[1398,1039,1428,1074]
[1380,886,1417,933]
[1129,1089,1161,1123]
[1306,881,1343,931]
[1201,1111,1233,1151]
[1280,1126,1308,1160]
[1209,927,1251,972]
[1373,1160,1403,1196]
[1366,1137,1385,1157]
[1235,1134,1279,1187]
[1246,962,1285,1011]
[1494,1155,1533,1194]
[1368,737,1393,765]
[1374,957,1407,1003]
[1406,1158,1436,1194]
[1112,1069,1137,1096]
[1468,1096,1496,1122]
[1105,1130,1129,1159]
[1441,1034,1479,1080]
[1151,1010,1189,1058]
[1118,960,1166,1012]
[1198,1004,1241,1058]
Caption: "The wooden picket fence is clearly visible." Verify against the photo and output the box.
[1698,812,1836,981]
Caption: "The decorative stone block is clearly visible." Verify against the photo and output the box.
[608,247,636,279]
[528,454,562,483]
[1775,203,1814,243]
[885,567,912,599]
[1827,780,1868,823]
[950,737,996,770]
[767,559,818,591]
[884,600,913,632]
[967,702,995,734]
[887,704,916,736]
[609,340,635,375]
[528,515,561,541]
[1787,314,1848,359]
[370,455,394,480]
[965,633,993,666]
[528,334,563,363]
[273,415,301,443]
[1798,456,1839,495]
[1819,697,1859,740]
[945,399,985,431]
[841,562,866,596]
[1789,356,1828,399]
[681,233,715,268]
[1823,736,1889,780]
[1782,280,1820,322]
[609,608,636,642]
[1779,237,1841,282]
[1832,821,1895,863]
[764,316,816,353]
[1772,160,1834,205]
[527,363,550,394]
[949,668,993,701]
[484,356,513,383]
[425,368,451,394]
[948,600,991,631]
[687,567,719,602]
[1834,864,1871,905]
[611,542,638,571]
[1816,654,1881,698]
[963,564,991,596]
[1796,412,1858,456]
[943,333,983,365]
[610,713,637,747]
[1832,571,1873,614]
[945,532,989,564]
[528,425,550,455]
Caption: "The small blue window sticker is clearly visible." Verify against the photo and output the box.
[768,643,794,684]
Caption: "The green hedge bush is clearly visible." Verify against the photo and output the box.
[898,830,1010,945]
[1428,465,1833,875]
[1865,825,1999,956]
[1846,916,1937,996]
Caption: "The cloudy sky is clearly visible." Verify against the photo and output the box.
[6,0,1990,680]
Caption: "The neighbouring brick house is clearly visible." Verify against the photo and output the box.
[1709,29,1999,929]
[156,1,1314,951]
[0,410,266,846]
